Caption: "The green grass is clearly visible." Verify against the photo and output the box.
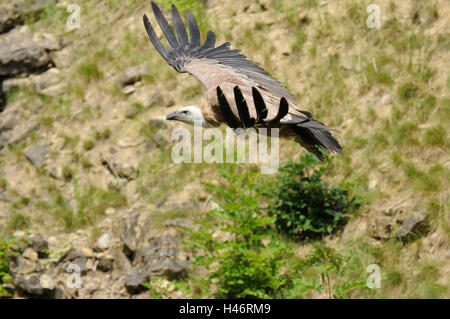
[76,61,103,82]
[402,162,445,193]
[82,139,95,151]
[422,125,447,146]
[40,183,127,231]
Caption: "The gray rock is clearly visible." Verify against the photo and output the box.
[0,1,53,34]
[0,28,59,76]
[124,267,148,294]
[14,273,44,295]
[8,255,40,274]
[0,5,21,34]
[131,234,189,281]
[101,152,137,180]
[116,64,148,87]
[62,249,85,262]
[1,77,32,93]
[22,247,38,261]
[396,212,427,238]
[120,213,148,255]
[39,83,65,96]
[28,236,48,258]
[93,233,111,252]
[164,218,194,229]
[62,250,87,274]
[69,256,87,275]
[48,165,63,179]
[96,257,114,272]
[14,273,58,297]
[0,112,19,131]
[121,85,136,95]
[0,120,39,146]
[24,144,48,168]
[147,258,189,280]
[38,274,55,290]
[50,47,72,69]
[368,208,404,239]
[31,68,61,93]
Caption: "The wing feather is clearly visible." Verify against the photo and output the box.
[144,1,294,103]
[151,1,179,49]
[171,4,189,47]
[186,11,200,47]
[143,15,169,62]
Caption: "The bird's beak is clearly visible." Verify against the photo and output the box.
[166,111,178,121]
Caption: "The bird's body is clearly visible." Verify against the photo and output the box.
[143,2,343,159]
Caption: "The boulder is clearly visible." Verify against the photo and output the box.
[0,1,53,34]
[0,28,59,76]
[116,64,148,87]
[14,273,60,297]
[8,255,40,274]
[120,212,149,256]
[395,212,428,239]
[93,233,111,252]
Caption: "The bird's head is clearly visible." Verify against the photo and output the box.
[165,106,208,126]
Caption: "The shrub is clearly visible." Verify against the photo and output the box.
[189,166,291,298]
[0,237,22,297]
[265,154,359,239]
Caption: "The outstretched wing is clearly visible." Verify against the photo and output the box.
[216,86,343,159]
[143,1,296,110]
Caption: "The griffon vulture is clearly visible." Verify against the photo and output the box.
[143,1,342,159]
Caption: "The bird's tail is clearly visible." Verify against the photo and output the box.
[291,120,343,160]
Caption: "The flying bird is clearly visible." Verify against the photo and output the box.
[143,1,342,159]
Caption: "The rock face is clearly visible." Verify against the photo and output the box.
[0,4,21,34]
[0,28,60,76]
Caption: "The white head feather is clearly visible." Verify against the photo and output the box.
[166,106,210,127]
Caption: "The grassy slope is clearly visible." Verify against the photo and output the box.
[0,0,448,298]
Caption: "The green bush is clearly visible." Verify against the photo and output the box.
[189,166,291,298]
[266,154,359,240]
[0,237,20,297]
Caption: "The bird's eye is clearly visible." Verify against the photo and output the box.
[182,110,190,115]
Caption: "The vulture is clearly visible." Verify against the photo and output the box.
[143,1,342,159]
